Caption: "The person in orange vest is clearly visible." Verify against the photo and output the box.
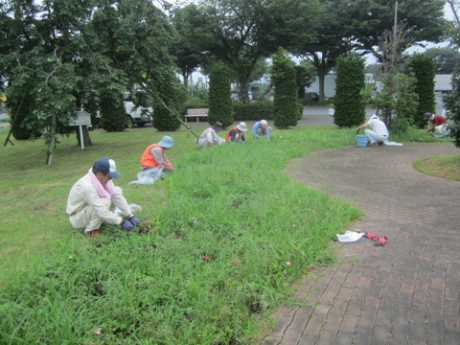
[128,136,175,184]
[225,122,247,143]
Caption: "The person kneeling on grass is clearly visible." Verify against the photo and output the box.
[356,114,389,146]
[195,121,224,148]
[225,122,247,143]
[66,157,140,238]
[141,135,175,172]
[252,119,271,138]
[128,136,175,185]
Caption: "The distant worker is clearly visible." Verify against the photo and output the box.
[195,121,224,148]
[225,122,247,143]
[141,135,175,172]
[356,114,389,146]
[66,157,140,238]
[252,119,270,138]
[424,112,451,138]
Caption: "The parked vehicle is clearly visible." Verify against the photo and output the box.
[305,92,330,102]
[231,92,239,101]
[123,92,152,127]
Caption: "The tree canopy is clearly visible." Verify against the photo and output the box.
[423,47,457,75]
[1,0,177,163]
[182,0,319,103]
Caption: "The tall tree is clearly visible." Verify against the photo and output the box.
[407,53,435,128]
[423,48,457,74]
[364,24,418,128]
[1,0,181,162]
[296,0,355,101]
[333,55,366,128]
[182,0,319,104]
[295,62,316,100]
[273,48,298,129]
[208,64,233,128]
[350,0,446,51]
[297,0,446,102]
[170,7,204,88]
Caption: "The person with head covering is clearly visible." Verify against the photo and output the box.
[140,135,175,171]
[424,112,447,132]
[225,122,247,143]
[252,119,271,138]
[128,136,175,185]
[195,121,224,148]
[356,115,389,146]
[66,157,140,238]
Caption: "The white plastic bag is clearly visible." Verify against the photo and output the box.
[114,203,142,217]
[128,167,163,185]
[336,231,366,243]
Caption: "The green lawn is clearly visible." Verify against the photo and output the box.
[413,153,460,181]
[0,123,444,344]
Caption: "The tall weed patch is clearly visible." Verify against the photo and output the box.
[0,127,361,344]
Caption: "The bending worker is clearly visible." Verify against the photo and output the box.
[356,114,389,146]
[225,122,247,143]
[195,121,224,148]
[141,135,175,172]
[252,119,270,138]
[425,112,447,132]
[66,157,140,238]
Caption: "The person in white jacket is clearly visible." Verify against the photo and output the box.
[356,115,389,146]
[195,121,224,148]
[66,157,140,238]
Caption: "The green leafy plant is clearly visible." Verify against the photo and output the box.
[333,55,366,128]
[208,64,233,128]
[406,53,435,128]
[272,47,298,129]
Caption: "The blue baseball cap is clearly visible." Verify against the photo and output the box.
[93,157,121,179]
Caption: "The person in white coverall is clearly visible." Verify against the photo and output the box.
[66,157,140,238]
[195,121,224,148]
[356,115,389,146]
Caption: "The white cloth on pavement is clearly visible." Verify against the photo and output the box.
[336,231,367,243]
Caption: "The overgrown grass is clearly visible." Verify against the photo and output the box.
[413,153,460,181]
[0,123,437,344]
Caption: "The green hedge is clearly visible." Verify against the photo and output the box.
[273,48,298,129]
[208,64,233,127]
[406,54,435,129]
[233,100,274,121]
[333,56,366,128]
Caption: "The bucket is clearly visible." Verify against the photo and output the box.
[356,135,368,147]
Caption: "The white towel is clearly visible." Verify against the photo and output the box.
[383,140,403,146]
[337,231,367,243]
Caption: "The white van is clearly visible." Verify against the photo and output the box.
[123,93,153,127]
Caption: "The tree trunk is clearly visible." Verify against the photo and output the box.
[239,77,250,104]
[318,70,326,102]
[46,114,56,166]
[182,72,188,87]
[312,52,332,102]
[76,126,92,146]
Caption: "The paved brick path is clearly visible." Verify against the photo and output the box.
[261,142,460,345]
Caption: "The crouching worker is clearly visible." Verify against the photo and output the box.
[424,112,452,138]
[253,119,271,138]
[356,115,389,146]
[225,122,247,143]
[195,121,224,148]
[66,157,140,238]
[129,136,175,185]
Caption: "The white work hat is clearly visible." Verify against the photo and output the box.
[260,120,268,129]
[236,122,247,131]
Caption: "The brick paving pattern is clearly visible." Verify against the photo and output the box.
[260,142,460,345]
